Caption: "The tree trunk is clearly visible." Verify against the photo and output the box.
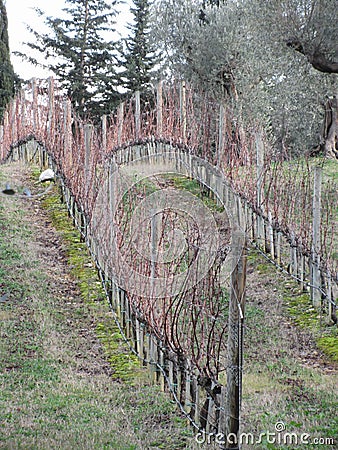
[320,96,338,159]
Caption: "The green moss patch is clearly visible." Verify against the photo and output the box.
[317,336,338,363]
[42,188,146,383]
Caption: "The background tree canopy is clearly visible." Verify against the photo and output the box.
[0,0,19,120]
[151,0,337,157]
[9,0,337,156]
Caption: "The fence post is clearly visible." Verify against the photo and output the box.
[47,77,55,139]
[218,104,225,167]
[157,80,163,136]
[101,114,107,154]
[180,81,186,142]
[84,123,93,194]
[327,271,337,323]
[311,166,322,307]
[158,342,165,391]
[10,99,17,142]
[255,132,264,247]
[63,99,72,163]
[151,210,162,297]
[32,78,38,132]
[268,211,275,259]
[135,91,141,139]
[290,232,298,276]
[117,102,124,146]
[19,89,26,133]
[0,125,3,159]
[225,231,247,449]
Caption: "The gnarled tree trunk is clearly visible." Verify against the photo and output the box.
[320,96,338,159]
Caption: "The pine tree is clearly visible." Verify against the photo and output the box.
[121,0,157,94]
[20,0,122,120]
[0,0,18,120]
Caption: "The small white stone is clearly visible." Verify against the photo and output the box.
[39,168,55,182]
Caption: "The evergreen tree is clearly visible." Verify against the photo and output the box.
[121,0,157,94]
[20,0,122,120]
[0,0,18,120]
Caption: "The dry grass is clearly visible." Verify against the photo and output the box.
[239,251,338,449]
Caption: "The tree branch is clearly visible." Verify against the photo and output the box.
[287,38,338,74]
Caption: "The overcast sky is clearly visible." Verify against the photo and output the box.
[6,0,132,81]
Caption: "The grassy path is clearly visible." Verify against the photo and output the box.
[0,162,193,450]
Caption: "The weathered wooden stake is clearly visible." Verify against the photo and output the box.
[135,318,141,355]
[180,81,187,142]
[159,342,165,392]
[268,212,275,259]
[218,104,225,167]
[117,102,124,146]
[157,80,163,136]
[311,166,322,307]
[255,132,264,247]
[290,232,298,276]
[0,125,3,159]
[47,77,55,138]
[32,78,38,131]
[276,231,282,265]
[135,91,141,139]
[101,115,107,154]
[84,123,93,194]
[10,99,16,142]
[63,99,72,164]
[225,231,247,449]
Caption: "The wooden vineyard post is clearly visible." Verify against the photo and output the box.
[157,80,163,137]
[10,99,16,143]
[225,231,247,450]
[218,104,225,167]
[180,81,187,142]
[117,102,124,146]
[158,342,165,392]
[255,132,264,248]
[101,115,107,154]
[84,124,93,195]
[290,232,298,276]
[151,210,161,297]
[32,78,38,132]
[135,91,141,139]
[19,89,26,133]
[311,166,322,307]
[268,211,274,259]
[63,99,72,165]
[47,77,55,139]
[0,125,3,160]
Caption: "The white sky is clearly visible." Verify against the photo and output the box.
[6,0,132,81]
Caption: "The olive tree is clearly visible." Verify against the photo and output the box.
[151,0,337,157]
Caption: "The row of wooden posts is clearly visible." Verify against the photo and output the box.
[1,78,336,317]
[9,132,335,318]
[89,105,336,322]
